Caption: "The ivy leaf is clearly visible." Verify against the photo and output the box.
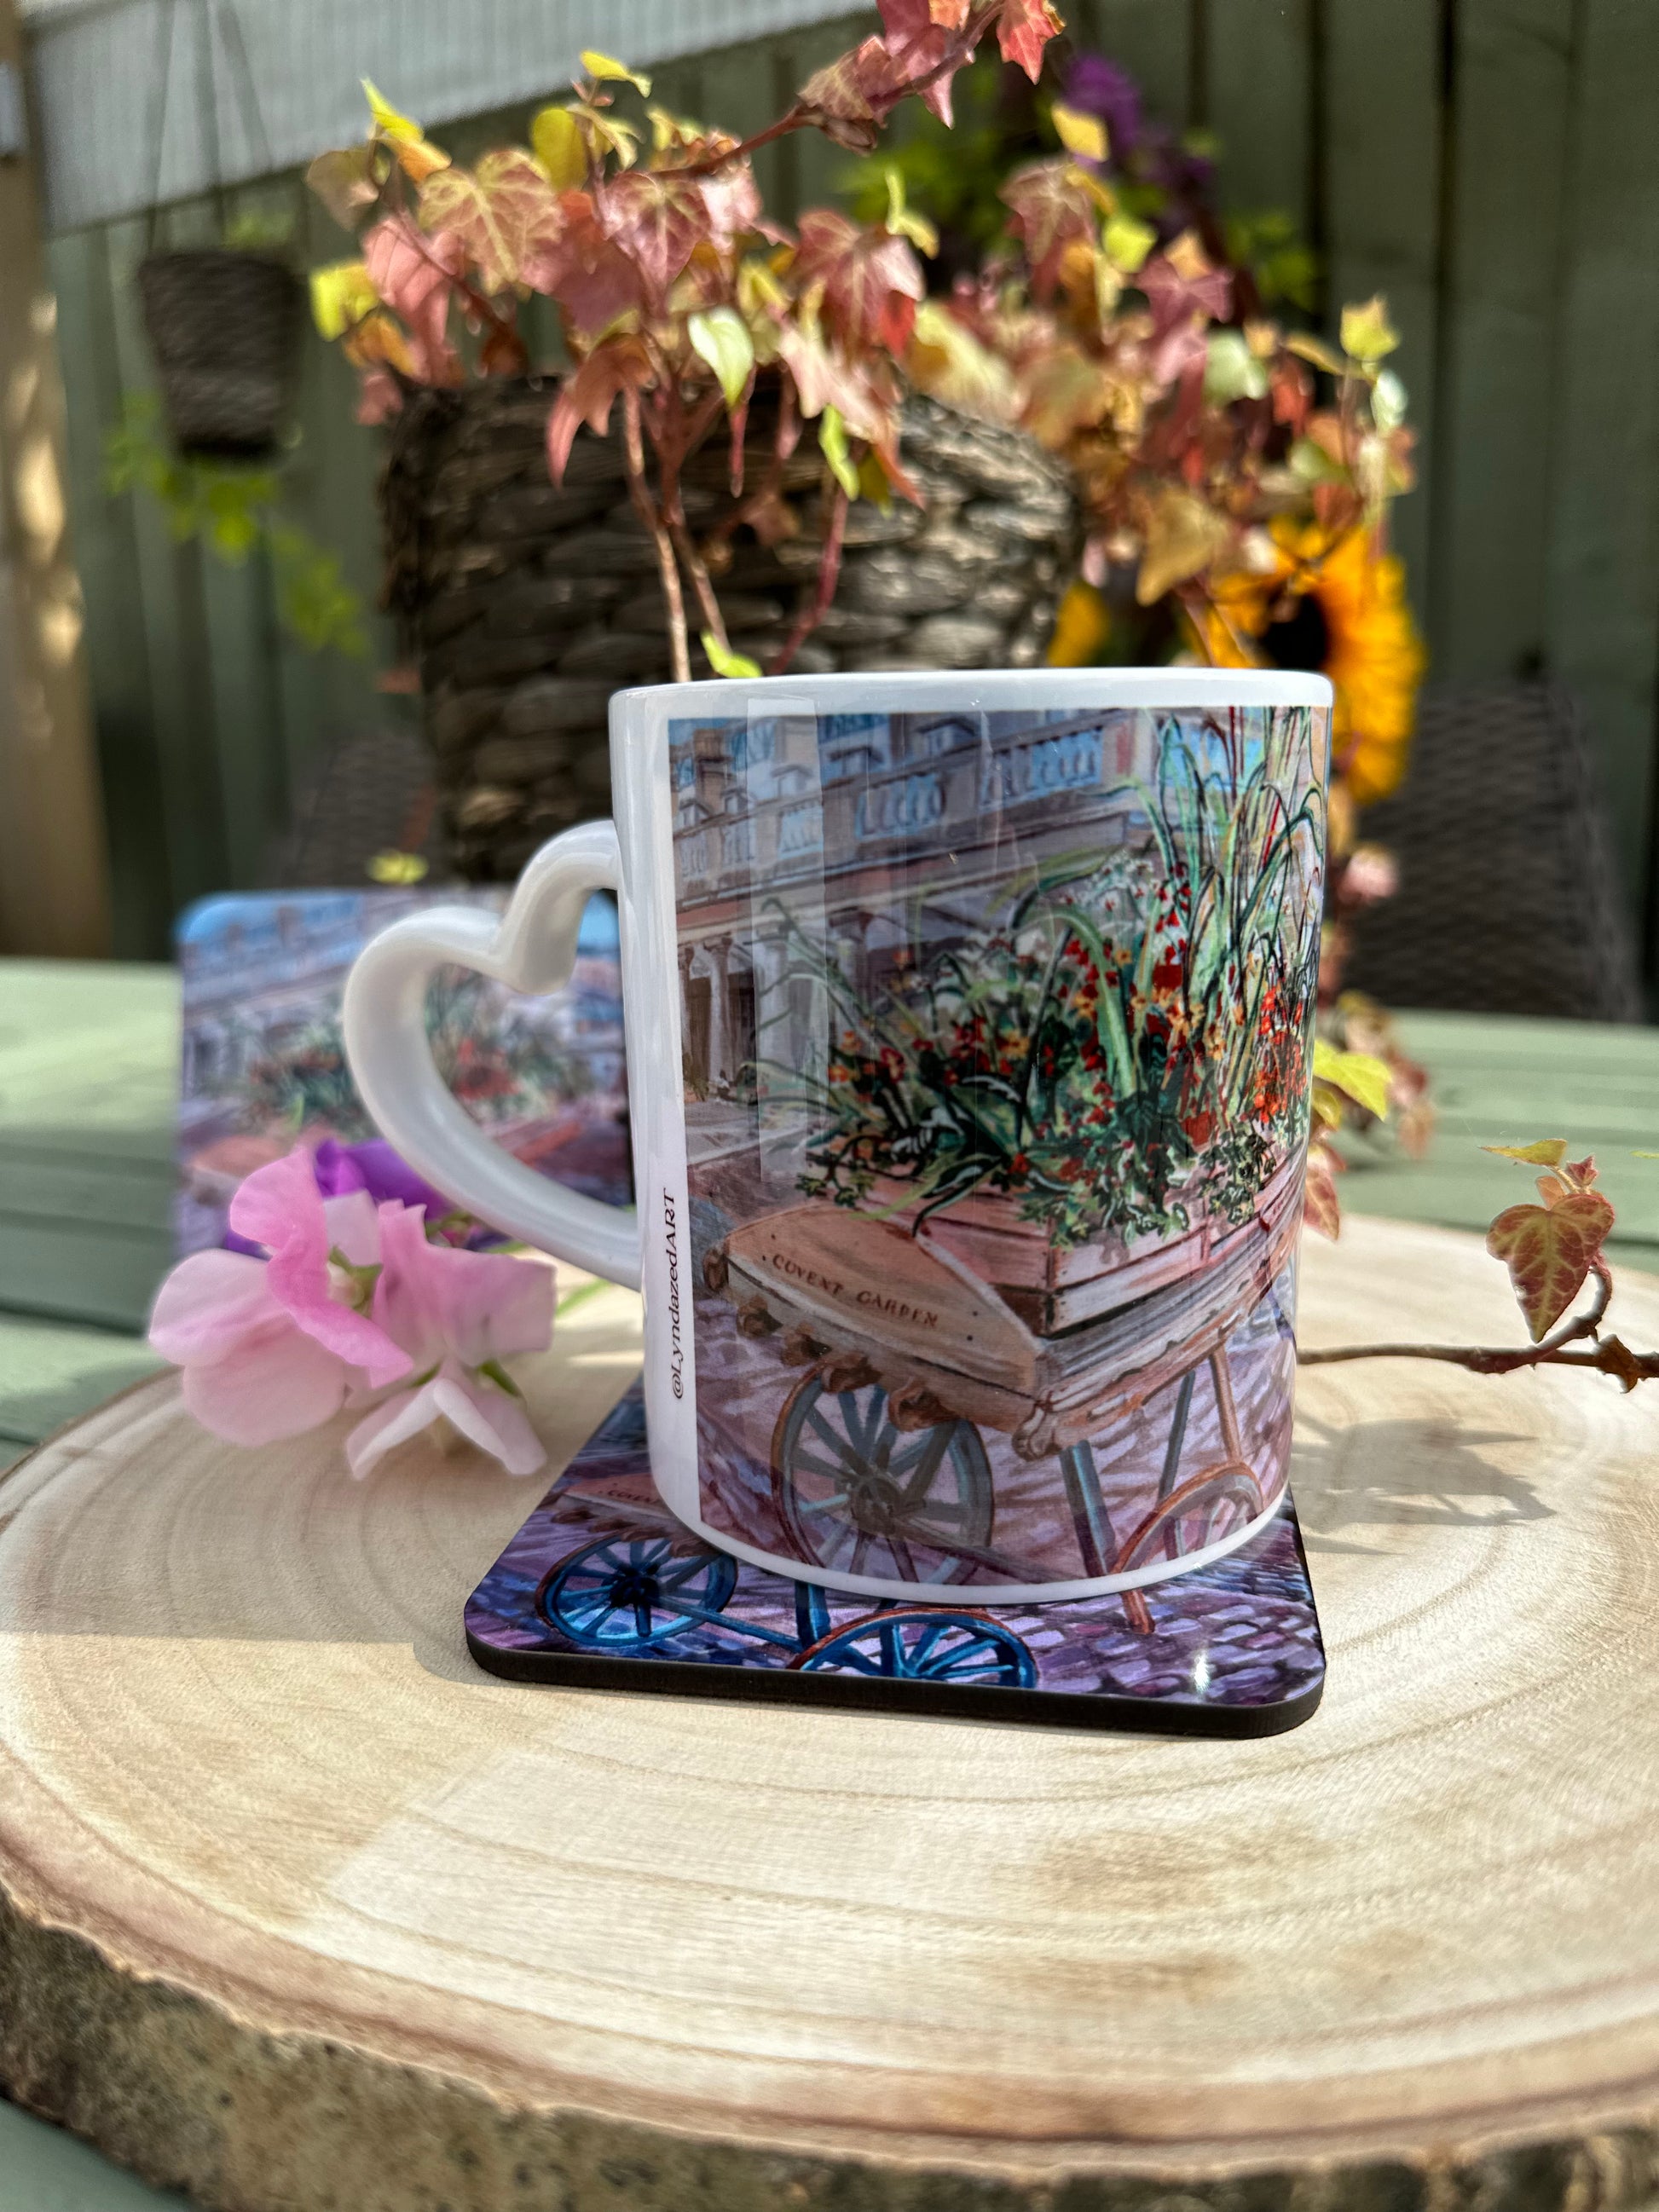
[1285,331,1350,378]
[309,259,378,339]
[1341,293,1399,362]
[581,50,651,95]
[1302,1140,1344,1240]
[793,209,925,355]
[906,299,1019,423]
[1050,102,1108,164]
[1020,342,1113,444]
[1312,1041,1391,1122]
[361,214,465,384]
[875,0,980,124]
[1136,485,1234,604]
[1001,159,1101,300]
[361,78,450,182]
[1204,329,1269,405]
[306,145,382,232]
[997,0,1066,81]
[797,43,889,149]
[819,405,860,497]
[697,159,764,252]
[523,191,645,337]
[688,308,754,408]
[702,631,763,679]
[418,151,564,295]
[1486,1201,1603,1343]
[600,170,707,302]
[530,105,587,190]
[1102,211,1156,274]
[1483,1139,1569,1168]
[545,335,653,481]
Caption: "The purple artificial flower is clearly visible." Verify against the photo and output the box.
[1065,53,1143,159]
[312,1137,453,1216]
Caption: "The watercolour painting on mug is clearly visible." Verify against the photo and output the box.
[673,701,1328,1591]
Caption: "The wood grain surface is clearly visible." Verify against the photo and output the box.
[4,1217,1659,2212]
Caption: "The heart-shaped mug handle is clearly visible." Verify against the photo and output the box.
[341,819,641,1290]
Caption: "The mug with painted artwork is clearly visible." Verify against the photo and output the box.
[344,667,1331,1602]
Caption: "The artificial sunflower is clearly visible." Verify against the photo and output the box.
[1193,521,1426,806]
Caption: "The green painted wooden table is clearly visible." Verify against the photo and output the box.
[2,956,1656,2209]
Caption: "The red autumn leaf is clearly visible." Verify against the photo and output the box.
[600,170,708,302]
[1001,159,1101,300]
[793,210,926,355]
[1486,1196,1610,1343]
[696,159,763,253]
[997,0,1065,81]
[1138,247,1233,338]
[877,0,978,124]
[1302,1139,1344,1240]
[546,335,654,481]
[417,148,564,295]
[523,190,645,337]
[797,41,897,148]
[361,214,465,384]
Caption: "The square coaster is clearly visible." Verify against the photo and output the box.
[465,1383,1325,1736]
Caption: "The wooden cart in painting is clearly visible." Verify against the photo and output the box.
[702,1153,1303,1605]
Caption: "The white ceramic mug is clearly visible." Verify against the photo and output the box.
[344,668,1331,1602]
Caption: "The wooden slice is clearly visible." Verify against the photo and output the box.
[5,1219,1659,2211]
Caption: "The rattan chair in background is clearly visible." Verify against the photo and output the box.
[1344,682,1645,1022]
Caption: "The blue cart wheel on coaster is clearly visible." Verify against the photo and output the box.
[789,1609,1037,1689]
[770,1375,994,1585]
[538,1535,739,1654]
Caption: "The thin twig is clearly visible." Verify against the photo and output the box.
[621,384,690,683]
[1297,1263,1659,1389]
[768,482,848,676]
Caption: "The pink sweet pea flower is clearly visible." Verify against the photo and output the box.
[345,1206,555,1479]
[149,1150,410,1447]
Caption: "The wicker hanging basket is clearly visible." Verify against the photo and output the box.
[379,378,1081,881]
[138,248,304,461]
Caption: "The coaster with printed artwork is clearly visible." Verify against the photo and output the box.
[465,1382,1326,1736]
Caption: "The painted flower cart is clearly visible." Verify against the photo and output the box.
[702,1146,1303,1595]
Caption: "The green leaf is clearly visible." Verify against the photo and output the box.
[581,49,651,94]
[361,78,449,181]
[530,103,587,189]
[687,307,754,409]
[1050,101,1108,164]
[1483,1139,1569,1167]
[701,631,763,679]
[1313,1040,1391,1121]
[1101,211,1155,274]
[309,258,377,339]
[1340,293,1399,362]
[818,404,859,498]
[1203,329,1269,405]
[1285,331,1349,378]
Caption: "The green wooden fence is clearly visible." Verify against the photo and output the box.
[45,0,1659,983]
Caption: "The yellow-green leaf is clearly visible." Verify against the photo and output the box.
[1204,329,1269,405]
[1483,1139,1569,1168]
[688,308,754,409]
[309,258,378,339]
[1136,484,1233,604]
[1285,331,1349,378]
[1340,293,1399,362]
[819,405,859,498]
[1050,101,1108,165]
[367,850,430,885]
[1101,211,1155,274]
[530,103,587,189]
[702,631,762,679]
[361,78,449,181]
[1312,1041,1391,1121]
[857,449,893,513]
[581,49,651,94]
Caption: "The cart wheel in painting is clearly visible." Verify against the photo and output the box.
[771,1375,993,1585]
[1112,1464,1266,1577]
[789,1609,1036,1689]
[538,1534,738,1654]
